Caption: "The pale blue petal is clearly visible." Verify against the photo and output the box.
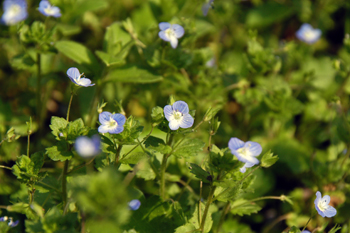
[228,137,245,151]
[75,136,99,158]
[172,24,184,38]
[77,78,94,87]
[98,125,110,134]
[164,105,173,121]
[4,0,27,11]
[245,141,262,157]
[112,113,126,126]
[321,195,331,205]
[170,36,178,49]
[1,0,28,25]
[173,101,189,114]
[169,120,180,130]
[109,125,124,134]
[300,23,312,32]
[324,206,337,218]
[9,220,19,227]
[50,6,61,17]
[39,0,50,9]
[202,3,210,16]
[99,111,112,124]
[67,67,80,82]
[179,113,194,129]
[159,22,171,30]
[129,199,141,210]
[159,31,170,41]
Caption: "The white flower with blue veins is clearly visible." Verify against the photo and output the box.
[38,0,61,18]
[164,101,194,130]
[67,67,95,87]
[228,137,262,173]
[296,23,322,44]
[98,111,126,134]
[158,22,185,49]
[314,191,337,218]
[75,135,101,158]
[1,0,28,26]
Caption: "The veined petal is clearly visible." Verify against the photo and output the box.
[67,67,80,81]
[173,101,189,114]
[4,0,27,11]
[99,111,112,124]
[172,24,184,38]
[179,113,194,128]
[324,206,337,218]
[164,105,173,121]
[39,0,50,9]
[169,36,178,48]
[169,119,181,130]
[109,125,124,134]
[159,22,171,30]
[77,78,94,87]
[98,124,110,134]
[202,3,211,16]
[299,23,312,32]
[321,195,331,205]
[244,141,262,157]
[239,162,255,173]
[159,31,170,41]
[228,137,245,151]
[112,113,126,126]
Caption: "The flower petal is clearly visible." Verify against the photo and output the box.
[109,125,124,134]
[244,141,262,157]
[169,36,178,48]
[321,195,331,205]
[169,120,181,130]
[159,31,170,41]
[164,105,173,121]
[172,24,184,38]
[98,124,110,134]
[202,3,211,16]
[112,113,126,126]
[240,162,255,173]
[99,111,112,124]
[324,206,337,218]
[173,101,189,114]
[39,0,50,9]
[228,137,245,151]
[179,113,194,129]
[129,199,141,210]
[159,22,171,30]
[77,78,94,87]
[67,67,80,82]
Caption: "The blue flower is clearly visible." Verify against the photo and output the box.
[128,199,141,210]
[75,135,101,158]
[158,22,185,49]
[296,23,321,44]
[1,0,28,25]
[228,138,262,173]
[0,216,19,227]
[98,111,126,134]
[301,231,311,233]
[202,0,214,16]
[67,67,95,87]
[38,0,61,18]
[314,191,337,218]
[164,101,194,130]
[0,216,8,222]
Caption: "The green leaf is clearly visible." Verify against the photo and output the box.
[328,224,341,233]
[105,66,163,83]
[120,151,149,164]
[189,163,211,183]
[46,141,74,161]
[7,202,37,219]
[287,226,301,233]
[230,199,262,216]
[31,151,45,174]
[261,150,279,168]
[144,136,171,154]
[173,138,205,159]
[55,40,101,74]
[49,116,68,139]
[151,106,164,126]
[11,155,44,183]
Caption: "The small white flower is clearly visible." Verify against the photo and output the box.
[158,22,185,49]
[75,135,101,158]
[1,0,28,25]
[98,111,126,134]
[296,23,321,44]
[314,191,337,218]
[38,0,61,18]
[67,67,95,87]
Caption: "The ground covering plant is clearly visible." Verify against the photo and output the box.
[0,0,349,232]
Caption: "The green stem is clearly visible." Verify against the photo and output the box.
[37,181,62,194]
[115,145,123,165]
[160,153,169,200]
[200,185,216,232]
[0,165,12,170]
[216,202,231,233]
[66,93,74,122]
[121,127,153,160]
[67,158,95,175]
[36,53,42,127]
[301,212,315,232]
[27,133,30,157]
[62,160,69,211]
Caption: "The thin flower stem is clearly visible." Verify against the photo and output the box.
[27,133,30,157]
[115,145,123,165]
[66,93,74,122]
[37,181,62,194]
[0,165,13,170]
[301,212,315,232]
[62,160,69,212]
[216,202,231,233]
[200,184,216,233]
[0,205,7,209]
[36,53,42,127]
[160,133,174,200]
[199,181,203,225]
[67,158,95,175]
[121,126,154,160]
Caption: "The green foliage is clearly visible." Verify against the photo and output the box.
[261,150,279,168]
[229,199,262,216]
[12,153,44,183]
[105,66,163,83]
[189,163,211,183]
[172,138,205,159]
[287,226,301,233]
